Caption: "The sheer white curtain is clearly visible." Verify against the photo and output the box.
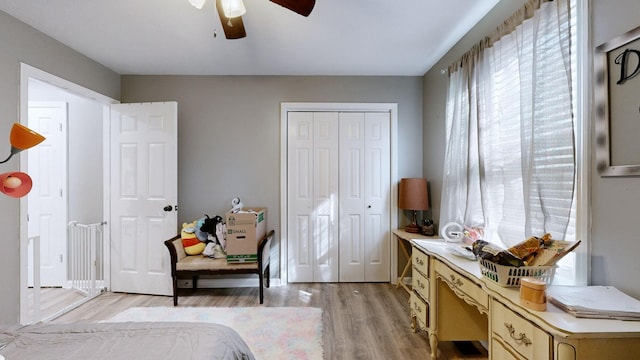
[441,0,575,248]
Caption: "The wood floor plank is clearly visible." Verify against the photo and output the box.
[49,283,486,359]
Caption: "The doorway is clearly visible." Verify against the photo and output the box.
[19,63,117,324]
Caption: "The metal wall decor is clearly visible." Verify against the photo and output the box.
[595,25,640,176]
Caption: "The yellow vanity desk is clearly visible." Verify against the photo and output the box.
[402,233,640,360]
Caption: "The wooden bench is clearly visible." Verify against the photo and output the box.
[164,229,273,305]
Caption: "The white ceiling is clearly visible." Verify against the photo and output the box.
[0,0,499,76]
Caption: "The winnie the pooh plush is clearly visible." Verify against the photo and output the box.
[181,221,206,255]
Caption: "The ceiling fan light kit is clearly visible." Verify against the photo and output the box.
[221,0,246,18]
[189,0,315,39]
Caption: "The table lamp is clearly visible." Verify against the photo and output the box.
[398,178,429,233]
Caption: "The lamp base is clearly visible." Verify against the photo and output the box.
[404,224,421,233]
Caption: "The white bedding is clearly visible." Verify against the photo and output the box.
[0,322,255,360]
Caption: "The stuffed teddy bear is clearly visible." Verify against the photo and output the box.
[181,221,206,255]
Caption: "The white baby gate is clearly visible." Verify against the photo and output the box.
[68,221,106,296]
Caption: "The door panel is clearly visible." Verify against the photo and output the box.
[339,112,366,281]
[339,112,391,281]
[287,112,339,282]
[363,112,391,281]
[313,113,339,282]
[287,112,314,282]
[28,102,67,287]
[109,102,177,295]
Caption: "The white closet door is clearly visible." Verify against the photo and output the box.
[363,112,391,281]
[339,112,391,282]
[287,112,339,282]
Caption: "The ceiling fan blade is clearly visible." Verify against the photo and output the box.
[270,0,316,17]
[216,0,246,39]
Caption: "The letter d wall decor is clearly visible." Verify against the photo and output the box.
[596,25,640,176]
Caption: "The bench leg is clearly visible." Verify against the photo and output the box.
[172,276,178,306]
[259,272,264,304]
[265,264,270,288]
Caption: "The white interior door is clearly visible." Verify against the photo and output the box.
[339,112,391,282]
[287,112,339,282]
[109,102,177,296]
[27,101,68,287]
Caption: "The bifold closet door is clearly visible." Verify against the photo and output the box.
[339,112,391,282]
[287,112,339,282]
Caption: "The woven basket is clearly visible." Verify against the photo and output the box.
[479,259,555,287]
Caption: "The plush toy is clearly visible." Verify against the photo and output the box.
[200,215,225,245]
[195,216,209,242]
[181,221,205,255]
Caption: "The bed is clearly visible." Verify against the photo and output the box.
[0,321,255,360]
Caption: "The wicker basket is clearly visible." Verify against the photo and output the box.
[479,259,556,287]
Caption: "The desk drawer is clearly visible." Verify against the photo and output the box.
[435,260,488,311]
[410,292,429,329]
[492,300,551,360]
[412,247,429,276]
[413,268,430,300]
[492,337,524,360]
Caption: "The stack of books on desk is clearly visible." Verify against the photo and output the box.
[547,286,640,321]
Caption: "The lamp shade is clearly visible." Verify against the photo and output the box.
[221,0,246,17]
[0,123,46,164]
[0,172,33,198]
[398,178,429,210]
[10,123,46,151]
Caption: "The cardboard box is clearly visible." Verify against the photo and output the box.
[225,207,267,263]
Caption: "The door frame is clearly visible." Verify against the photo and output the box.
[279,102,398,285]
[18,63,118,324]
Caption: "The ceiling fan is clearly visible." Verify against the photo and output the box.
[189,0,316,40]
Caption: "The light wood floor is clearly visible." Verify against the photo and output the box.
[50,283,487,360]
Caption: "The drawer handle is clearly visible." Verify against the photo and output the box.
[416,279,426,290]
[449,274,464,287]
[413,302,422,313]
[504,323,532,346]
[414,256,424,266]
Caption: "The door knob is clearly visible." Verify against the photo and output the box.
[163,205,173,212]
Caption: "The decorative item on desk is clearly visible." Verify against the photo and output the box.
[441,222,464,243]
[520,277,547,311]
[421,218,435,236]
[398,177,429,233]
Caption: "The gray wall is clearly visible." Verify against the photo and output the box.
[121,75,424,278]
[590,0,640,297]
[0,10,120,324]
[423,0,640,299]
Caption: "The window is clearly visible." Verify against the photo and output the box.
[440,0,586,284]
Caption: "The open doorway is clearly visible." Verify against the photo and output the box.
[19,63,117,324]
